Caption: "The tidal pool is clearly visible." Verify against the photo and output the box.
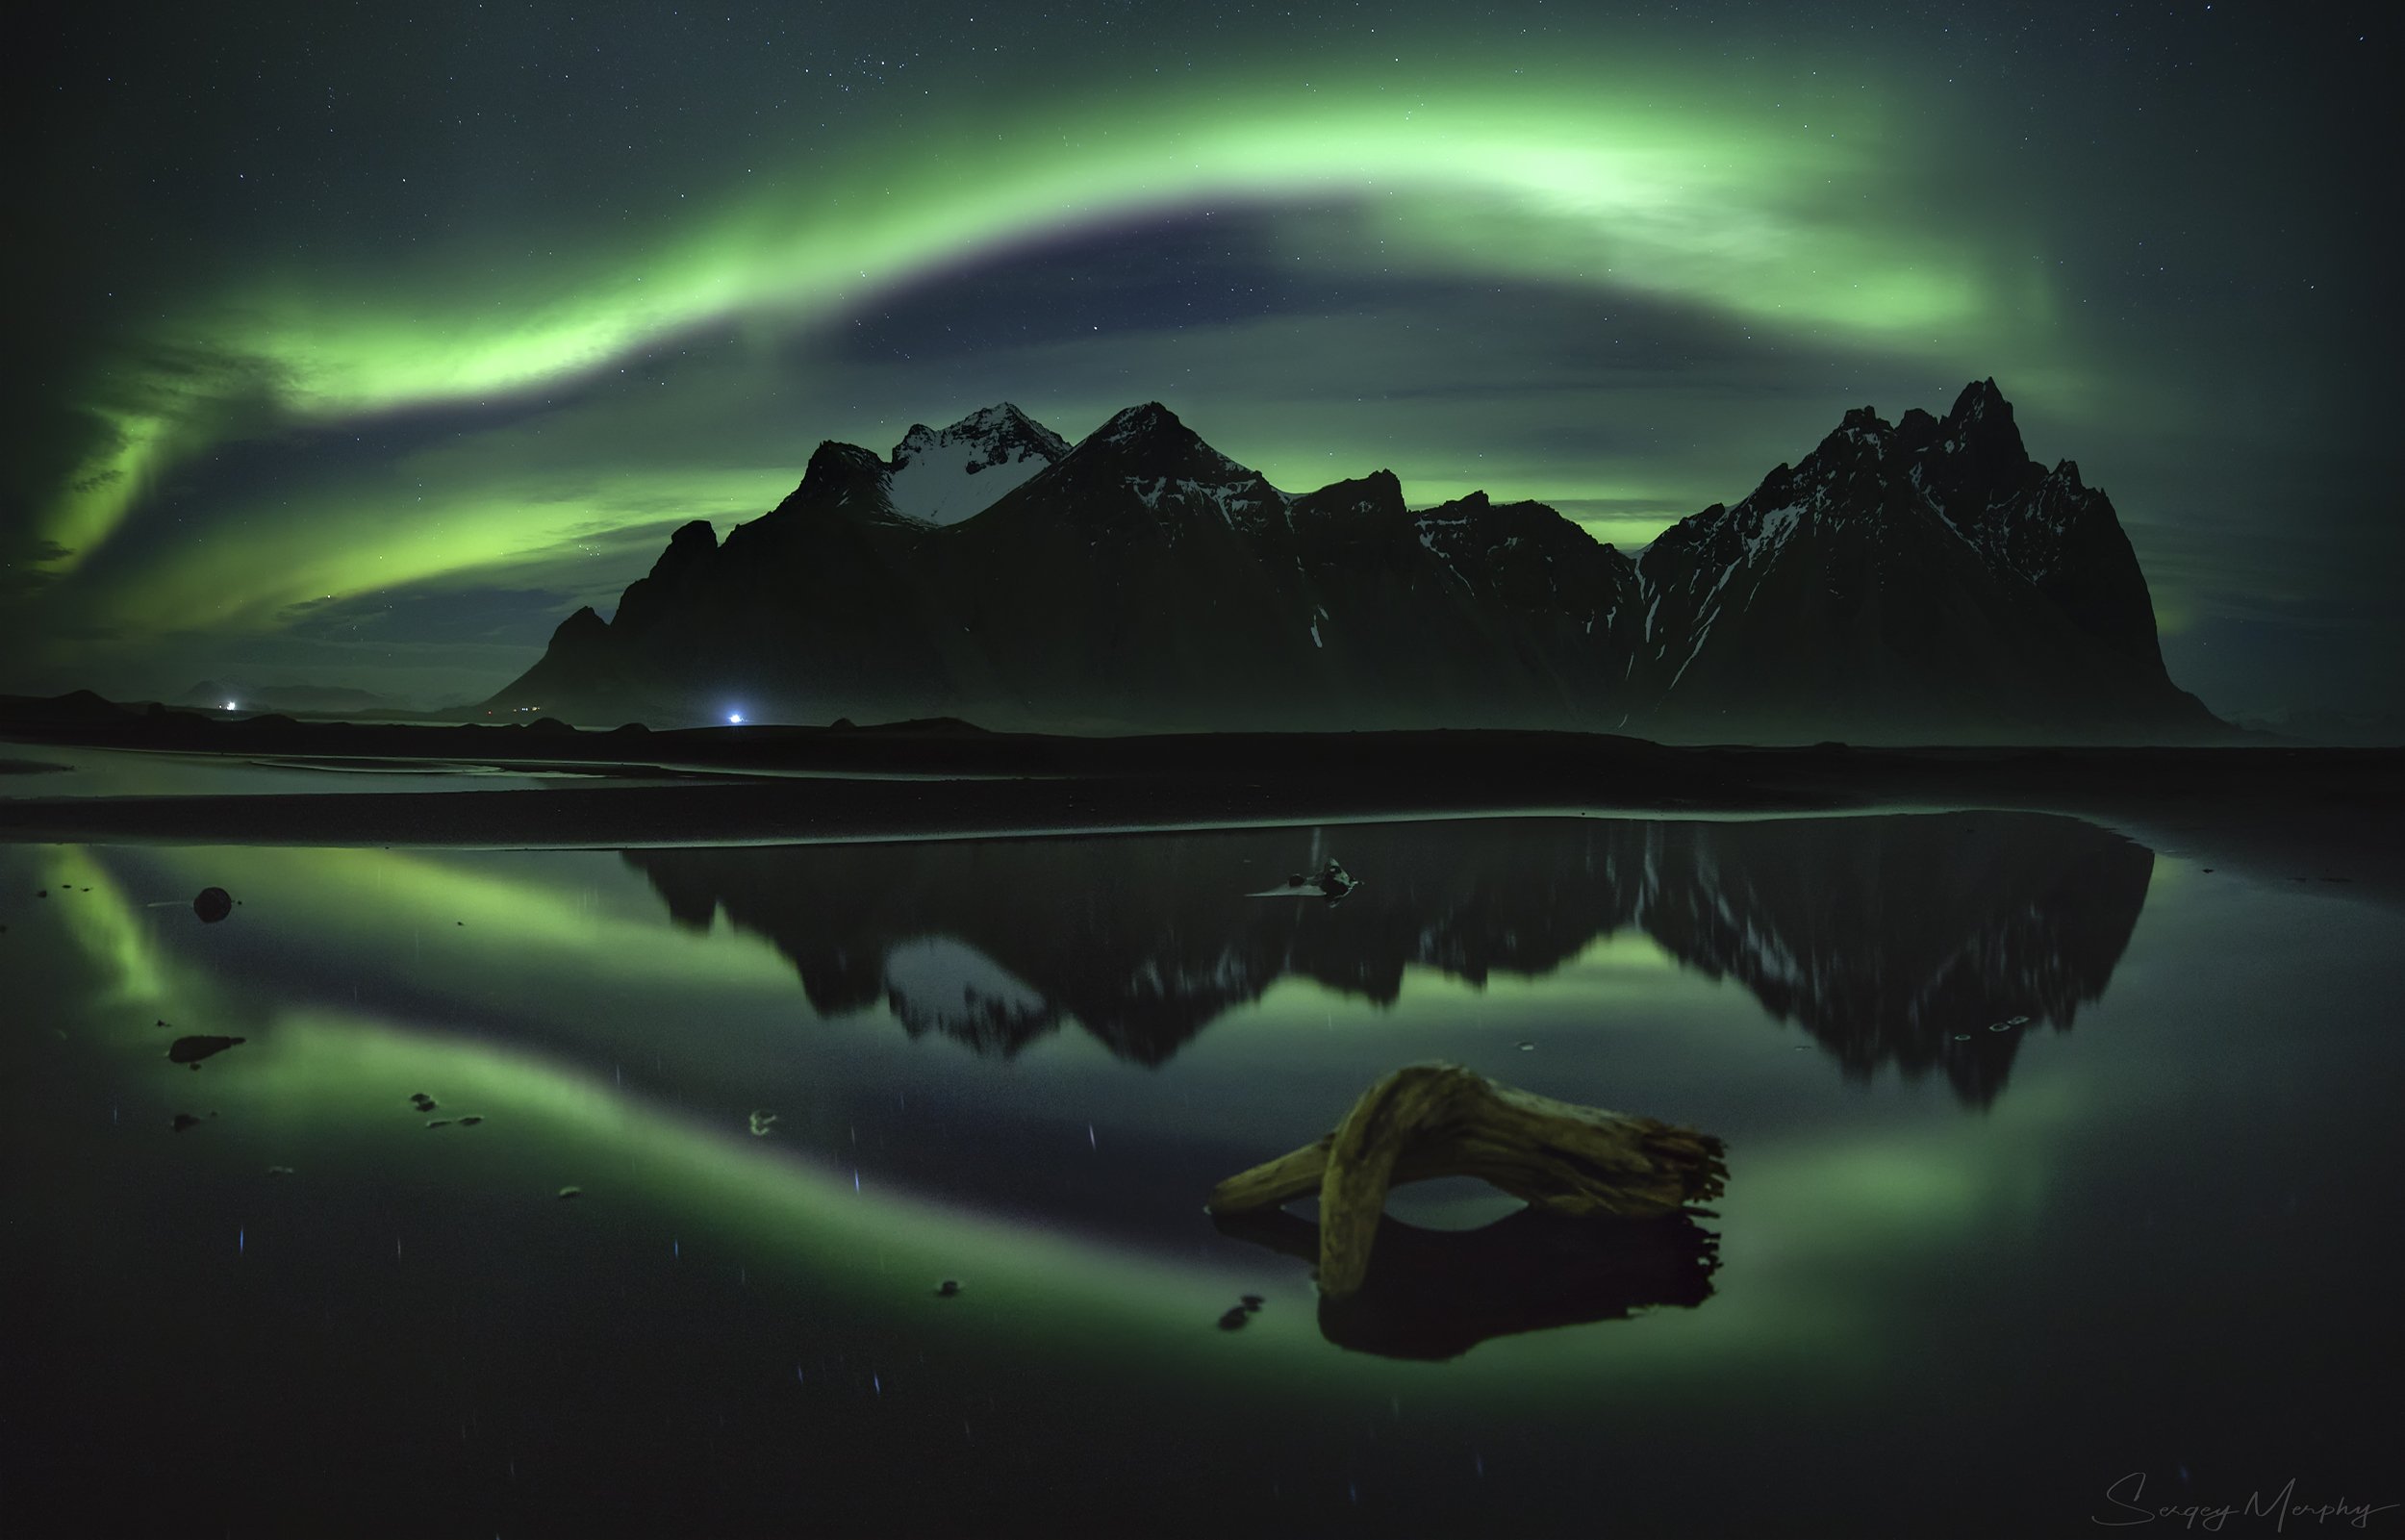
[3,812,2397,1536]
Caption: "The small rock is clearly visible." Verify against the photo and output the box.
[266,1165,294,1175]
[456,1115,483,1126]
[192,887,233,923]
[1517,1041,1535,1052]
[936,1279,962,1298]
[1240,1295,1264,1312]
[171,1113,201,1133]
[167,1034,245,1066]
[748,1110,779,1137]
[556,1185,582,1199]
[409,1093,438,1111]
[426,1119,452,1129]
[1217,1307,1251,1331]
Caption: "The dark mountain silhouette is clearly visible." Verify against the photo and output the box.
[1630,381,2211,740]
[623,810,2154,1105]
[492,384,2219,743]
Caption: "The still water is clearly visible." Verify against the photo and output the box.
[4,813,2398,1536]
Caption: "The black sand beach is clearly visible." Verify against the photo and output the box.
[4,698,2396,908]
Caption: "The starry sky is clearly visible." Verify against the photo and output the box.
[6,1,2396,718]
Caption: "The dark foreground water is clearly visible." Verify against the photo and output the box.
[4,812,2398,1537]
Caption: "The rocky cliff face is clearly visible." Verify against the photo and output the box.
[489,383,2220,743]
[1628,380,2208,740]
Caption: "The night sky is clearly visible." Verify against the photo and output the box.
[7,2,2395,719]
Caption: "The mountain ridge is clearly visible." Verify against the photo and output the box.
[490,387,2223,744]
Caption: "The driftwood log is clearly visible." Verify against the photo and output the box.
[1206,1061,1727,1299]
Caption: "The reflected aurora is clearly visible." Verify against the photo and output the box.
[29,831,2104,1396]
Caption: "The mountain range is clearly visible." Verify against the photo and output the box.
[491,382,2223,742]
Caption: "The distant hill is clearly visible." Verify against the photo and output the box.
[181,679,400,715]
[2232,707,2405,746]
[489,383,2226,744]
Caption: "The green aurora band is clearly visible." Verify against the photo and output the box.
[44,64,2062,647]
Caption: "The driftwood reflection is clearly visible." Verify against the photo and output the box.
[1214,1204,1720,1360]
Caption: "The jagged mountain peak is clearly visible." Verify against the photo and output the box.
[554,604,608,642]
[1033,401,1280,533]
[1928,375,2029,467]
[1092,400,1185,442]
[1951,375,2009,420]
[660,518,719,557]
[1070,402,1255,478]
[894,401,1067,462]
[1289,467,1406,518]
[797,439,889,487]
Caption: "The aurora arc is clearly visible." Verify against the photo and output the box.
[47,69,2048,639]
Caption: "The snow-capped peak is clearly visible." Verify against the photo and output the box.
[884,403,1071,526]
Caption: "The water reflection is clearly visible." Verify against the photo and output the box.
[11,816,2398,1538]
[626,811,2152,1103]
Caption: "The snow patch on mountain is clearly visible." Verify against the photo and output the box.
[882,936,1053,1043]
[885,404,1070,526]
[1128,474,1280,525]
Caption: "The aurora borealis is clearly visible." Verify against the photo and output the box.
[7,3,2395,719]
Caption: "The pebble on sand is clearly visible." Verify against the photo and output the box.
[167,1034,246,1067]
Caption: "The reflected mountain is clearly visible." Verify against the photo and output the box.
[625,811,2152,1103]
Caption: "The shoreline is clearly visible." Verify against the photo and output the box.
[3,711,2397,906]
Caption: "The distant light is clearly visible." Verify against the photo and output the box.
[727,712,745,725]
[224,701,237,711]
